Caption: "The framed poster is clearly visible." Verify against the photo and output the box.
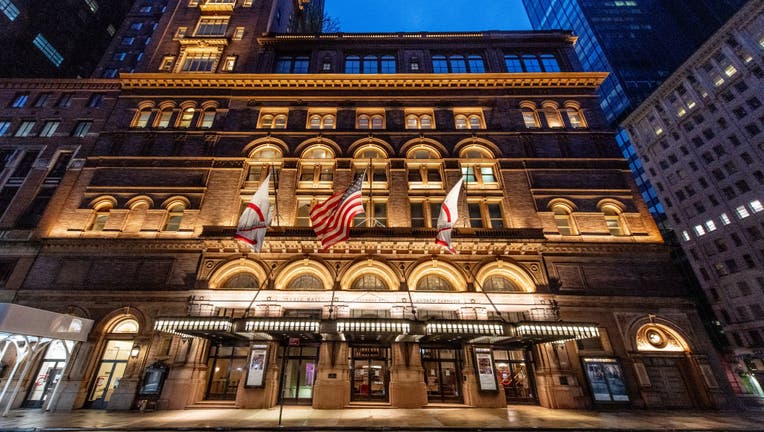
[582,357,629,403]
[245,345,269,388]
[473,347,498,392]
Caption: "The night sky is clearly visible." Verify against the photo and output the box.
[324,0,531,32]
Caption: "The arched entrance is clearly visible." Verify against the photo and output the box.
[85,317,139,409]
[633,322,694,408]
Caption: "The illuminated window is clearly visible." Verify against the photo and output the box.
[155,108,173,128]
[416,275,455,291]
[177,107,195,128]
[454,112,484,129]
[299,146,335,188]
[351,274,387,291]
[199,108,216,128]
[15,121,35,137]
[10,93,28,108]
[39,121,60,137]
[89,201,113,231]
[258,112,288,129]
[467,201,504,228]
[247,146,282,182]
[460,147,497,188]
[357,113,385,129]
[520,102,540,128]
[307,113,335,129]
[407,147,442,189]
[163,203,186,231]
[602,207,625,236]
[221,273,258,289]
[232,27,244,40]
[483,276,522,292]
[552,203,576,235]
[180,51,218,72]
[405,111,435,129]
[564,102,587,128]
[0,0,20,21]
[410,200,442,228]
[221,56,237,72]
[542,102,563,128]
[32,34,64,68]
[288,274,324,290]
[132,107,152,128]
[195,17,228,36]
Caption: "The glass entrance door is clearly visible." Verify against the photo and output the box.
[206,345,248,400]
[422,347,463,403]
[494,349,537,404]
[350,346,389,402]
[86,340,132,409]
[281,345,319,405]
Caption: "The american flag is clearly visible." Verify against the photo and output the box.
[310,171,365,250]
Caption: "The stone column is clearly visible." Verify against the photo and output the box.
[533,342,587,409]
[461,345,506,408]
[159,337,209,410]
[389,342,427,408]
[312,341,349,409]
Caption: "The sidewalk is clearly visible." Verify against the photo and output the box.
[1,405,763,431]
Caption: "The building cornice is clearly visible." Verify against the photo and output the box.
[0,79,120,90]
[119,72,608,91]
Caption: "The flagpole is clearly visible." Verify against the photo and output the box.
[271,163,280,227]
[368,157,373,227]
[243,264,276,318]
[466,265,506,323]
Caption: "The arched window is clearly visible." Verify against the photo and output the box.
[419,115,432,129]
[358,114,370,129]
[483,276,523,292]
[460,146,497,187]
[259,113,287,129]
[405,113,435,129]
[163,202,185,231]
[371,114,383,129]
[552,204,576,235]
[455,114,468,129]
[407,146,442,189]
[352,145,388,226]
[110,318,139,334]
[520,102,540,128]
[221,273,259,289]
[308,113,335,129]
[299,145,334,186]
[155,107,173,128]
[600,203,629,236]
[416,275,455,291]
[468,115,482,129]
[351,274,387,291]
[89,200,114,231]
[542,102,563,128]
[287,274,324,290]
[564,102,587,129]
[248,145,283,182]
[177,107,195,128]
[199,108,216,128]
[132,106,152,128]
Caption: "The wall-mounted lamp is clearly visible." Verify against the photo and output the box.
[130,345,141,358]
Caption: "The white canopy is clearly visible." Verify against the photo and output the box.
[0,303,93,342]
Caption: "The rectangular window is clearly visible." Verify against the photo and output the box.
[233,26,244,40]
[39,121,60,137]
[468,203,483,228]
[10,93,28,108]
[195,17,228,36]
[72,121,92,137]
[57,93,73,108]
[221,56,237,72]
[160,56,175,71]
[33,93,50,108]
[181,52,218,72]
[0,121,10,136]
[200,110,215,128]
[84,0,99,13]
[0,0,20,21]
[32,34,64,67]
[15,121,35,137]
[87,93,104,108]
[522,111,538,128]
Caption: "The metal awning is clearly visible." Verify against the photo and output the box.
[154,316,598,346]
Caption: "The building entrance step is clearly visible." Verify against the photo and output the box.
[186,400,240,409]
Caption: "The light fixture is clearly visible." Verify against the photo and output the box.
[130,344,141,358]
